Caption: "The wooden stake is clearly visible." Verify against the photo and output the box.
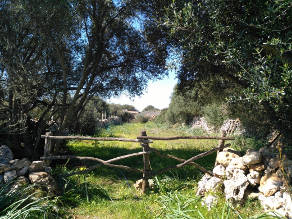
[44,132,52,165]
[141,131,151,194]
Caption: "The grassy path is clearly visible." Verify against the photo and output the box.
[54,122,263,218]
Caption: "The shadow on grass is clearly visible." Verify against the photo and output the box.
[53,143,217,209]
[54,143,216,181]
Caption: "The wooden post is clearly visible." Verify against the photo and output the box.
[44,132,52,165]
[141,131,151,194]
[215,130,226,166]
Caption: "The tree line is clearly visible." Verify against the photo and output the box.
[0,0,291,158]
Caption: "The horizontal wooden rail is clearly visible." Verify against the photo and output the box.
[41,135,140,143]
[137,136,235,141]
[41,152,145,174]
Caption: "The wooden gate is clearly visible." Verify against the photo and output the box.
[41,131,234,193]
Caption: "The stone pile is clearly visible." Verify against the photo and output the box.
[197,147,292,218]
[0,145,58,195]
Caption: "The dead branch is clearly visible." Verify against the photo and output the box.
[151,143,230,176]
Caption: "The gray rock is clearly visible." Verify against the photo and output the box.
[4,170,17,183]
[0,163,11,174]
[242,149,261,165]
[0,145,13,164]
[213,165,226,177]
[12,158,31,170]
[17,166,29,176]
[28,161,46,173]
[224,169,249,201]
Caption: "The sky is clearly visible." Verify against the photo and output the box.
[108,71,177,112]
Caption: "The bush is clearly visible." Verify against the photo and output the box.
[135,115,149,123]
[202,103,228,131]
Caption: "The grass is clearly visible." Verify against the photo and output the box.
[0,182,60,219]
[54,122,275,218]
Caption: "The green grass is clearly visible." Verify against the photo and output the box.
[54,122,271,219]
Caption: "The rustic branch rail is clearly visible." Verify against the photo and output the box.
[137,136,235,141]
[41,131,234,193]
[41,135,141,142]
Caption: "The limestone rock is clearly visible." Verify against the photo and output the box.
[29,172,58,195]
[242,149,261,165]
[249,163,265,172]
[0,163,11,174]
[247,192,260,200]
[258,194,284,210]
[226,164,246,180]
[259,173,283,197]
[29,161,46,173]
[213,165,225,177]
[17,166,29,176]
[224,169,249,201]
[283,192,292,219]
[12,176,29,190]
[12,158,31,170]
[4,170,17,183]
[29,171,50,184]
[134,179,155,191]
[258,192,292,218]
[228,157,247,170]
[196,174,222,196]
[0,145,13,164]
[216,151,240,167]
[247,171,261,186]
[202,195,217,211]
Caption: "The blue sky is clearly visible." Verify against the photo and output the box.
[108,71,177,111]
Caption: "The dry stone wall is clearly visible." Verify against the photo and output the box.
[198,147,292,218]
[0,145,58,195]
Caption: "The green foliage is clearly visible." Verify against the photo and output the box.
[142,105,158,112]
[135,114,149,123]
[77,97,108,135]
[160,0,292,140]
[156,190,283,219]
[202,103,228,131]
[0,0,169,155]
[165,86,202,125]
[0,183,59,219]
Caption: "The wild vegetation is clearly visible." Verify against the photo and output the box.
[53,122,274,218]
[0,0,291,218]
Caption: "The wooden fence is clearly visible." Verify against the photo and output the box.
[41,131,235,193]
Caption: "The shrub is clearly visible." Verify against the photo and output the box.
[202,103,228,131]
[135,115,149,123]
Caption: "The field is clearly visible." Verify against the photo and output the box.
[54,122,268,219]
